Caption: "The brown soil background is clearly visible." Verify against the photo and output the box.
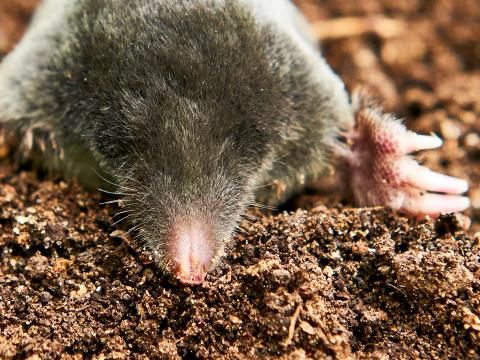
[0,0,479,359]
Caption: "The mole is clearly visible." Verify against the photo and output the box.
[0,0,470,284]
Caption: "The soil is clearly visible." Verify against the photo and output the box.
[0,0,479,359]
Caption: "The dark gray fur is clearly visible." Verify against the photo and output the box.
[0,0,352,270]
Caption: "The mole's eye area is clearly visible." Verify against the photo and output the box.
[166,219,216,285]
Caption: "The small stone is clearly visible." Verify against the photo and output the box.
[299,321,315,335]
[70,284,89,299]
[440,120,462,140]
[272,269,291,283]
[229,315,242,324]
[39,291,53,305]
[464,132,480,147]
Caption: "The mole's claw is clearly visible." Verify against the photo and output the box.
[401,193,471,217]
[344,92,470,218]
[403,160,469,194]
[406,132,443,153]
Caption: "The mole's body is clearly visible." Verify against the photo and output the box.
[0,0,469,284]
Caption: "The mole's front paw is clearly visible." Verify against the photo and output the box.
[344,94,470,218]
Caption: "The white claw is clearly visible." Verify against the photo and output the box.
[406,132,443,153]
[404,162,469,195]
[402,193,471,216]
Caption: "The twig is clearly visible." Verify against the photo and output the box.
[282,303,303,347]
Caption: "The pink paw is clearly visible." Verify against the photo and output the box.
[343,93,470,218]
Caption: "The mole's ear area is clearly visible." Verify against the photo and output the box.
[342,90,470,218]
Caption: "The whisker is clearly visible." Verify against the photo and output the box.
[98,188,133,196]
[241,214,260,224]
[112,214,134,226]
[126,224,142,235]
[252,182,274,190]
[251,175,288,190]
[234,226,250,235]
[132,196,149,206]
[249,202,276,210]
[112,209,132,218]
[116,173,142,186]
[99,199,129,206]
[94,169,136,192]
[271,153,289,165]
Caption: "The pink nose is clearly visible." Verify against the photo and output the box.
[168,220,214,285]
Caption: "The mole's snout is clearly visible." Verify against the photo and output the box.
[168,219,216,285]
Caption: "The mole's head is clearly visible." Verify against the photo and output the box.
[84,5,285,283]
[126,166,253,285]
[98,91,266,285]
